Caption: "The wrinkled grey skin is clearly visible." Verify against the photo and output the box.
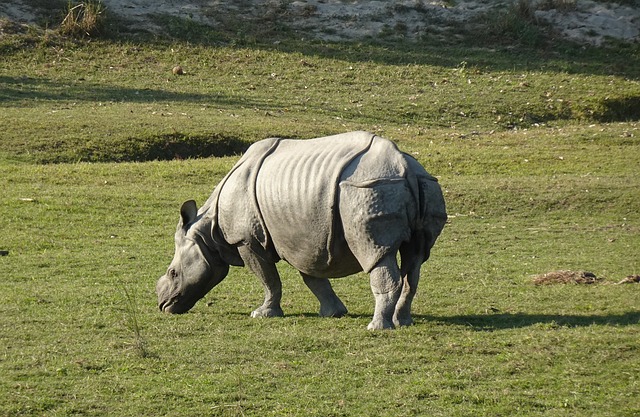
[156,131,446,329]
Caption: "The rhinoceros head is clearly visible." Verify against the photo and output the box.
[156,200,229,314]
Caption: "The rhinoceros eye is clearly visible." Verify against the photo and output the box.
[169,268,178,279]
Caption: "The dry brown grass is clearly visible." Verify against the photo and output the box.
[616,275,640,285]
[533,270,602,285]
[60,1,105,37]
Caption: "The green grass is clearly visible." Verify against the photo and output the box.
[1,9,639,416]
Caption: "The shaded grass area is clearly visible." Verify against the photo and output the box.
[5,130,250,163]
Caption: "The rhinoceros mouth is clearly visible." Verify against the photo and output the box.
[159,294,195,314]
[157,276,185,313]
[160,301,183,314]
[159,298,181,313]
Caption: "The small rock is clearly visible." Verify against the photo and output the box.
[172,65,184,75]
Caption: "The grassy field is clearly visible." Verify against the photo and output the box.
[1,4,639,416]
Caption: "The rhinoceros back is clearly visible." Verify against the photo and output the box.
[254,132,375,273]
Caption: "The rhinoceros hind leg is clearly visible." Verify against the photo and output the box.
[301,274,348,318]
[367,255,403,330]
[393,239,428,327]
[393,263,420,327]
[239,246,284,318]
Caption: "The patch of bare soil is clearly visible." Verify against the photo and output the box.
[533,270,602,285]
[1,0,639,45]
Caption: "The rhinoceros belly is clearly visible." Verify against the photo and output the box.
[254,133,374,276]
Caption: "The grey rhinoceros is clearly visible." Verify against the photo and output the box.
[156,131,447,329]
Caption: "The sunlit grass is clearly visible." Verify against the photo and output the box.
[0,16,638,416]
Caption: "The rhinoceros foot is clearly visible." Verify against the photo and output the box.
[393,315,414,327]
[250,305,284,318]
[319,301,348,318]
[393,303,415,327]
[367,318,395,330]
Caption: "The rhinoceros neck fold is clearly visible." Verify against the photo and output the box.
[199,189,244,267]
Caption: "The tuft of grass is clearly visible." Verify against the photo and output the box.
[59,0,105,37]
[480,0,546,47]
[121,284,152,359]
[537,0,578,12]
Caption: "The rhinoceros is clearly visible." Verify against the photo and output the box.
[156,131,446,329]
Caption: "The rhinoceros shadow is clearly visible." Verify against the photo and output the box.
[412,311,640,330]
[222,311,639,329]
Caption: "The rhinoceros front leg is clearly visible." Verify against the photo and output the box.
[301,274,348,318]
[238,246,284,318]
[368,255,403,330]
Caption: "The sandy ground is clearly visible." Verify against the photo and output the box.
[0,0,638,45]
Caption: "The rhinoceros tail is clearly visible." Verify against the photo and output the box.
[401,153,447,257]
[416,173,447,251]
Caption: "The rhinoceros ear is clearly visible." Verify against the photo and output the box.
[180,200,198,229]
